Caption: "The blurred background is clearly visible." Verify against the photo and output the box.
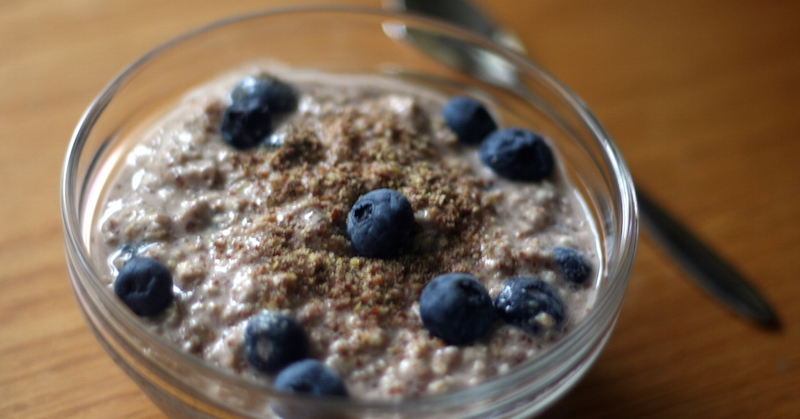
[1,0,798,417]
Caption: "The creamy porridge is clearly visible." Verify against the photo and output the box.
[92,67,599,401]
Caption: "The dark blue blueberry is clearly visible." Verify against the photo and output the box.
[479,128,554,181]
[274,359,348,397]
[220,96,272,150]
[114,257,173,317]
[494,277,565,335]
[442,96,497,145]
[245,312,310,375]
[221,75,298,150]
[346,189,415,259]
[419,273,494,345]
[553,246,592,285]
[231,74,298,116]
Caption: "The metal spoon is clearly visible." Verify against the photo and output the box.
[386,0,780,328]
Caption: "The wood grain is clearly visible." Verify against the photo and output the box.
[1,1,798,418]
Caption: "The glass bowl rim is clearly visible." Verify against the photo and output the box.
[60,4,639,412]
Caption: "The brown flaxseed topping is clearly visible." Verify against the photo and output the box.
[203,93,497,321]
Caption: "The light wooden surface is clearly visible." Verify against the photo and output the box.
[1,1,799,418]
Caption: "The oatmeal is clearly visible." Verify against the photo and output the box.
[92,67,599,400]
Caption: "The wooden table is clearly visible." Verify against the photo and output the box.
[2,0,798,417]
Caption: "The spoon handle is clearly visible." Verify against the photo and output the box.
[391,0,780,328]
[637,190,779,327]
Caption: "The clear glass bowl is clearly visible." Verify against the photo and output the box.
[61,6,638,419]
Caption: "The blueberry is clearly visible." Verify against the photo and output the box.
[114,257,173,317]
[553,246,592,285]
[442,96,497,145]
[221,75,298,150]
[220,96,272,150]
[231,74,298,116]
[244,312,310,375]
[479,128,554,181]
[346,189,415,259]
[274,359,348,397]
[419,273,494,345]
[494,277,565,335]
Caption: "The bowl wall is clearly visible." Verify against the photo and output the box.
[61,7,638,418]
